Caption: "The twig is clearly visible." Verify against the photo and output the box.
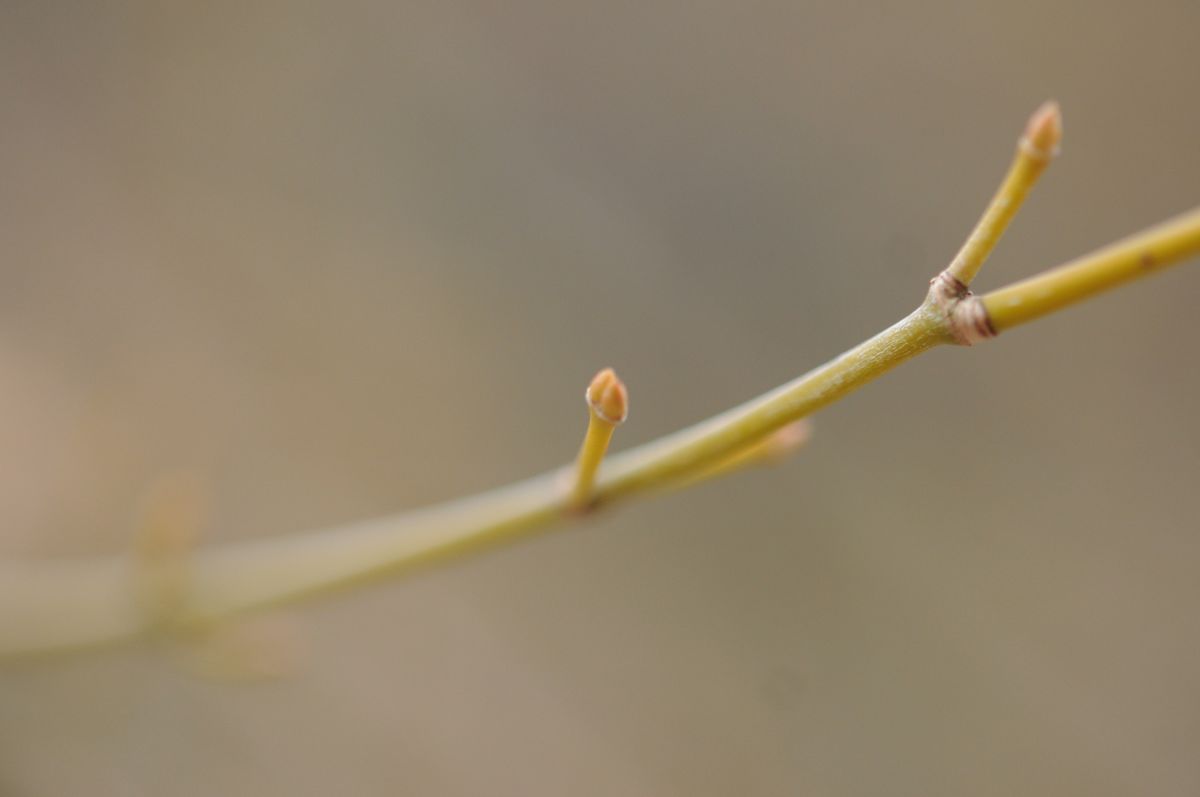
[1,102,1197,661]
[945,100,1062,287]
[981,206,1200,331]
[664,419,813,492]
[569,368,628,510]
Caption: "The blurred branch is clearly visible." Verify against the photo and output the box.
[2,103,1198,662]
[662,419,813,493]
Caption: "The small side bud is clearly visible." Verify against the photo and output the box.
[1020,100,1063,160]
[758,419,814,464]
[668,419,814,490]
[570,367,629,509]
[586,367,629,425]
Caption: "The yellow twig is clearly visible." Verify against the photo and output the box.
[981,206,1200,332]
[2,102,1198,662]
[945,101,1062,287]
[570,368,628,509]
[664,420,812,492]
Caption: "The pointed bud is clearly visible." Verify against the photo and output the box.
[1021,100,1062,160]
[586,367,628,425]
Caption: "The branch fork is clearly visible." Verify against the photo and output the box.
[927,272,996,346]
[924,100,1064,346]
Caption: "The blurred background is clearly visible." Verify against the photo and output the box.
[1,1,1198,794]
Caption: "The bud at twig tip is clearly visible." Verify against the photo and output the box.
[586,367,628,425]
[1021,100,1063,160]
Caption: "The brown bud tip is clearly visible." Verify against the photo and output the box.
[586,367,629,425]
[1021,100,1062,160]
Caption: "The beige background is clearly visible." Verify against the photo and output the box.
[2,2,1198,795]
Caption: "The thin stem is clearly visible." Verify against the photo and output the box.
[946,101,1062,287]
[570,369,628,509]
[572,420,615,505]
[981,206,1200,332]
[664,420,812,492]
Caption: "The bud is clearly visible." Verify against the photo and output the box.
[586,367,629,425]
[1021,100,1063,160]
[759,419,814,464]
